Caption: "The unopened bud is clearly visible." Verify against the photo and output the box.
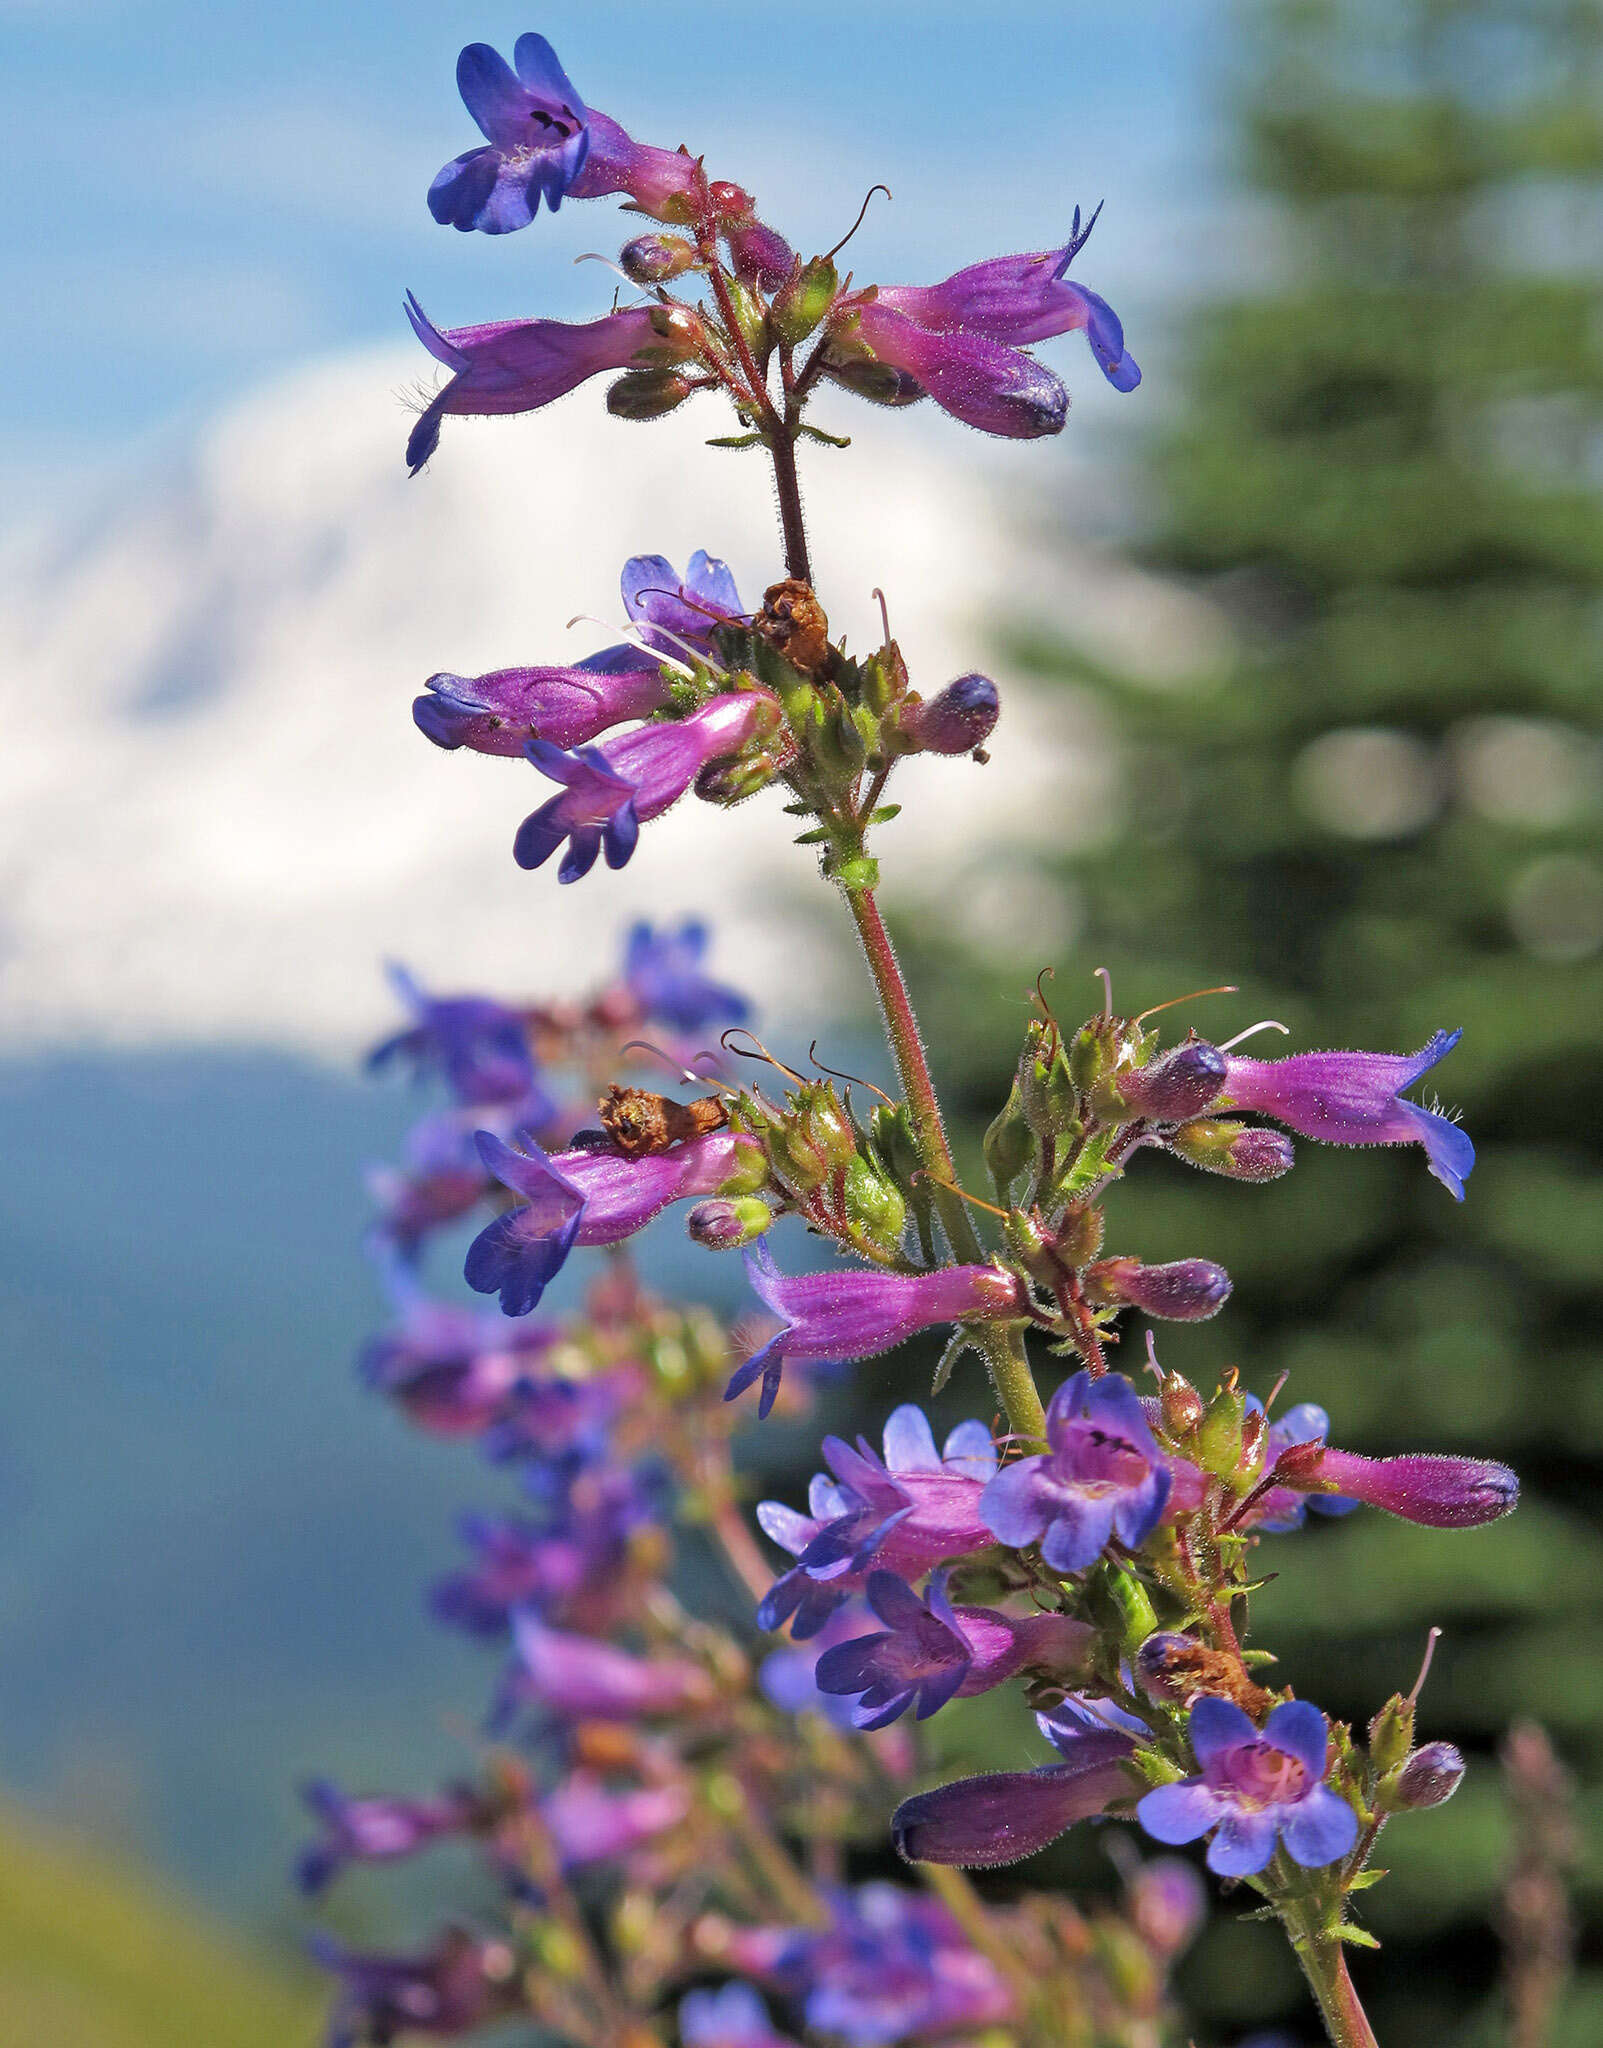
[900,674,1001,758]
[619,233,697,284]
[771,255,840,346]
[843,1156,907,1248]
[1390,1741,1465,1810]
[1052,1199,1104,1269]
[724,215,796,289]
[694,747,782,803]
[1160,1372,1206,1438]
[984,1082,1037,1194]
[1168,1119,1295,1182]
[687,1198,774,1250]
[1084,1257,1233,1322]
[607,368,694,420]
[1368,1693,1416,1778]
[821,351,926,408]
[1115,1039,1227,1122]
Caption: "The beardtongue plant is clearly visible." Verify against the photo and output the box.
[300,31,1521,2048]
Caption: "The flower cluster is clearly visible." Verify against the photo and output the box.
[306,30,1519,2048]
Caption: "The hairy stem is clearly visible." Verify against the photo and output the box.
[1274,1882,1380,2048]
[768,421,813,584]
[842,883,1046,1441]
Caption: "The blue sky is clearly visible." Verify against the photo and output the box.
[2,2,1229,501]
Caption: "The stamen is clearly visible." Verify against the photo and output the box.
[720,1028,806,1087]
[807,1041,895,1106]
[1217,1019,1292,1054]
[618,1039,728,1091]
[1133,985,1238,1025]
[1143,1329,1163,1383]
[1262,1369,1290,1414]
[1093,966,1114,1018]
[1407,1626,1443,1707]
[823,184,892,264]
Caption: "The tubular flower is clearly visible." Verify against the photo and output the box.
[465,1129,765,1316]
[414,652,672,757]
[367,964,542,1109]
[503,1611,712,1722]
[296,1782,478,1895]
[1233,1401,1358,1533]
[358,1288,557,1437]
[725,1244,1028,1418]
[427,36,594,232]
[623,918,750,1031]
[724,1885,1015,2046]
[431,1469,656,1636]
[834,300,1068,439]
[621,549,745,656]
[1217,1028,1474,1199]
[312,1928,521,2046]
[756,1405,1001,1638]
[679,1983,802,2048]
[890,1699,1142,1868]
[404,296,667,473]
[897,673,1001,757]
[1274,1445,1519,1528]
[979,1369,1172,1571]
[541,1773,689,1868]
[513,691,781,882]
[1137,1697,1360,1878]
[814,1568,1094,1729]
[872,208,1142,389]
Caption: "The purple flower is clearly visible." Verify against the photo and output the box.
[296,1781,476,1895]
[1128,1857,1208,1957]
[414,652,672,757]
[759,1601,878,1730]
[814,1569,1093,1729]
[542,1772,689,1867]
[679,1983,801,2048]
[621,549,745,656]
[1391,1740,1466,1809]
[367,964,541,1109]
[1218,1028,1474,1199]
[359,1281,557,1438]
[726,1885,1014,2046]
[1087,1256,1233,1321]
[756,1405,1001,1638]
[513,692,780,881]
[432,1469,654,1635]
[404,295,664,474]
[312,1928,520,2047]
[1276,1445,1518,1529]
[503,1611,711,1721]
[366,1104,511,1256]
[898,673,1001,757]
[979,1369,1171,1572]
[465,1128,764,1316]
[873,209,1141,391]
[890,1704,1141,1868]
[1118,1038,1229,1121]
[1137,1696,1359,1877]
[624,918,750,1031]
[725,1244,1028,1419]
[428,36,593,233]
[836,300,1069,439]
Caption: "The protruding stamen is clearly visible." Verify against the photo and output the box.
[1407,1626,1444,1706]
[1217,1019,1292,1053]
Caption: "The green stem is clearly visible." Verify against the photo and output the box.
[841,883,1046,1442]
[1274,1882,1381,2048]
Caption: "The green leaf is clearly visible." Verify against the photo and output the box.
[705,432,764,450]
[931,1331,973,1395]
[1345,1868,1389,1891]
[867,804,902,824]
[799,423,852,448]
[1334,1924,1382,1949]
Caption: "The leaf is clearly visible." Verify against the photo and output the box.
[1345,1868,1389,1891]
[800,423,852,448]
[1334,1924,1382,1949]
[705,432,764,450]
[792,826,834,846]
[931,1330,973,1396]
[867,804,902,824]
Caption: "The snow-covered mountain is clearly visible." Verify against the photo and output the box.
[0,349,1223,1053]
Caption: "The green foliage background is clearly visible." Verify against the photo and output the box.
[900,2,1603,2039]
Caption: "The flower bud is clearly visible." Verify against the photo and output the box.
[983,1082,1037,1195]
[771,255,840,346]
[1167,1119,1295,1182]
[721,277,768,358]
[619,233,697,284]
[607,368,695,420]
[843,1156,907,1248]
[1053,1199,1105,1269]
[693,747,783,804]
[1160,1371,1206,1438]
[1367,1693,1416,1778]
[688,1197,774,1249]
[724,215,796,289]
[869,1102,924,1189]
[1018,1020,1081,1137]
[821,350,927,407]
[1389,1741,1466,1811]
[900,674,1001,758]
[1084,1257,1233,1322]
[1114,1039,1227,1122]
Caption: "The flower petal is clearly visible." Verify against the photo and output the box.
[1280,1786,1360,1869]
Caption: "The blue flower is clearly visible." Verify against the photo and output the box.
[428,36,593,234]
[624,919,750,1032]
